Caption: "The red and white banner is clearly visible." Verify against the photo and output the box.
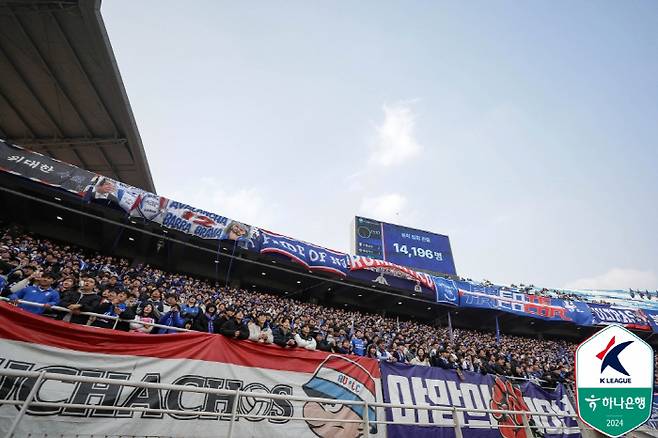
[0,304,384,437]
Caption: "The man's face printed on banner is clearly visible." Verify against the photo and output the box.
[303,402,363,438]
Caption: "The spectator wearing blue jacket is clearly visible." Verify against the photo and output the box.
[156,303,185,334]
[180,296,200,320]
[9,271,60,315]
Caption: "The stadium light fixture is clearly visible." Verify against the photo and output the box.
[162,230,168,234]
[271,260,276,264]
[130,220,137,224]
[427,307,431,310]
[54,197,61,201]
[252,285,256,288]
[261,272,266,276]
[222,247,228,251]
[357,294,363,297]
[128,237,135,241]
[214,260,219,264]
[397,301,402,305]
[327,287,332,291]
[56,216,63,221]
[296,280,301,284]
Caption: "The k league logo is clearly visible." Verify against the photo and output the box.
[575,324,654,437]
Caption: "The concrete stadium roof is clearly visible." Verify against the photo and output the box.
[0,0,155,192]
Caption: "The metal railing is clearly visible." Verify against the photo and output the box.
[0,297,190,333]
[0,368,583,438]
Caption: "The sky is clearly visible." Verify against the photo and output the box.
[102,0,658,291]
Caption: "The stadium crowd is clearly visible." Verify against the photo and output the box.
[0,223,644,389]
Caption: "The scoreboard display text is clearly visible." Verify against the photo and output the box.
[353,216,457,276]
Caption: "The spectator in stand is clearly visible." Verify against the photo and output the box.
[141,289,164,319]
[5,264,39,295]
[273,317,296,348]
[351,330,366,356]
[220,309,250,340]
[156,303,185,334]
[130,304,156,334]
[295,324,316,350]
[375,340,392,362]
[393,343,407,364]
[335,339,352,355]
[193,303,220,334]
[410,347,430,366]
[315,332,332,352]
[94,290,134,331]
[9,271,60,315]
[59,276,101,325]
[248,311,274,344]
[366,344,378,359]
[181,296,200,320]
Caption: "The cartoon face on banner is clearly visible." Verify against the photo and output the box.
[490,377,531,438]
[301,355,377,438]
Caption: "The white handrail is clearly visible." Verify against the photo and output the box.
[0,297,191,332]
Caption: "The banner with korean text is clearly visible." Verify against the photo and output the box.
[0,139,95,195]
[380,362,580,438]
[0,303,384,438]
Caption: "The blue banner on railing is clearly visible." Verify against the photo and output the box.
[643,309,658,333]
[458,283,593,325]
[432,277,459,306]
[380,362,580,438]
[587,303,652,331]
[258,230,350,276]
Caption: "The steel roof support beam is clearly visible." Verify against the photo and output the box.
[48,9,133,176]
[0,37,91,170]
[7,137,128,148]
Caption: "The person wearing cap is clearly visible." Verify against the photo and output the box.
[248,311,274,344]
[9,271,60,315]
[193,303,220,334]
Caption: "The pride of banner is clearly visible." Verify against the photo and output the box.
[258,230,350,276]
[0,303,383,437]
[381,362,580,438]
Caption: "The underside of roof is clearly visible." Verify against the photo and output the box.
[0,0,155,192]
